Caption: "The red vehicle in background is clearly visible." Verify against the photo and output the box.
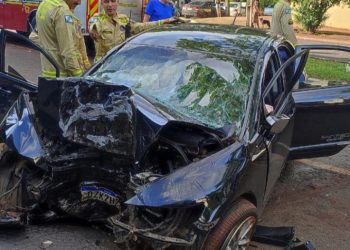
[0,0,145,37]
[0,0,39,36]
[0,0,103,37]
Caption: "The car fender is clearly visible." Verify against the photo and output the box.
[126,142,245,207]
[0,93,44,162]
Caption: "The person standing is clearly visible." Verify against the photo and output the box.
[143,0,175,22]
[252,0,260,28]
[215,0,221,17]
[36,0,85,78]
[271,0,297,45]
[89,0,176,62]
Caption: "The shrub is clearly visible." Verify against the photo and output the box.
[259,0,279,9]
[294,0,333,32]
[294,0,350,33]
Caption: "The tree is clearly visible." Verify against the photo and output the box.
[259,0,278,9]
[294,0,350,33]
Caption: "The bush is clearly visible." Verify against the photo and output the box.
[294,0,350,33]
[259,0,279,9]
[294,0,333,32]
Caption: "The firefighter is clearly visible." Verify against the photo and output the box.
[89,0,177,62]
[36,0,86,78]
[72,15,91,71]
[271,0,297,45]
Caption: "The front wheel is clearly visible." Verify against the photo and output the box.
[203,199,257,250]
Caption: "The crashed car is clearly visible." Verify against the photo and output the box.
[0,24,350,249]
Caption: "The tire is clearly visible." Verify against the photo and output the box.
[203,199,257,250]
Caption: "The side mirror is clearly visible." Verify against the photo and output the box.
[266,114,290,134]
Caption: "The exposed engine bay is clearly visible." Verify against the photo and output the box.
[0,78,231,248]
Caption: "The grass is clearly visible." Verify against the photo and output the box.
[305,57,350,82]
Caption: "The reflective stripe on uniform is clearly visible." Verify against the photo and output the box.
[72,69,83,76]
[42,70,67,78]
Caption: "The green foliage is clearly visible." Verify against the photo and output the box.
[176,61,252,128]
[294,0,349,32]
[305,57,350,82]
[258,0,279,9]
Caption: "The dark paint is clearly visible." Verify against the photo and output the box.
[38,78,137,157]
[3,93,44,161]
[126,142,243,207]
[290,86,350,159]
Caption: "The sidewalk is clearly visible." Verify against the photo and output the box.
[190,16,350,46]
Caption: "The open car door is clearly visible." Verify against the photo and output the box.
[0,29,59,121]
[289,45,350,160]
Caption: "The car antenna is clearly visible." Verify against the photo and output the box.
[125,10,132,39]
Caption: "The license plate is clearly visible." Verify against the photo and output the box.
[80,185,119,207]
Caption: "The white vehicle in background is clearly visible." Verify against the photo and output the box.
[229,1,246,16]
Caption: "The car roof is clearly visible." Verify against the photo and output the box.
[128,23,271,60]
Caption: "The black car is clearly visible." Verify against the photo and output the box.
[0,24,349,249]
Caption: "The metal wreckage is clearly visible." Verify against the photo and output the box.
[0,77,247,249]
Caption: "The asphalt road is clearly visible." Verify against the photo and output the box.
[0,39,349,250]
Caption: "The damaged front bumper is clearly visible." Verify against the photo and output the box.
[110,216,197,246]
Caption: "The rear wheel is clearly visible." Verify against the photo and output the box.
[203,199,257,250]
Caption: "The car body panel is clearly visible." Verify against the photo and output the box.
[2,92,44,162]
[290,86,350,159]
[289,44,350,159]
[126,142,244,207]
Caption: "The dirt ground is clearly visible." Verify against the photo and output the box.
[255,161,350,249]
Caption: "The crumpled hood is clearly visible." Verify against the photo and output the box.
[37,77,172,160]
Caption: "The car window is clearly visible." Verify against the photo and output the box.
[4,35,41,84]
[296,49,350,90]
[1,31,57,85]
[262,51,284,107]
[278,45,294,86]
[87,44,255,129]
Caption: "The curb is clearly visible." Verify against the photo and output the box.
[297,35,350,46]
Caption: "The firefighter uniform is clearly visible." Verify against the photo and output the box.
[72,15,91,71]
[89,13,165,62]
[36,0,84,78]
[271,0,297,45]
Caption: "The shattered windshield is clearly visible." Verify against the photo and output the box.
[87,44,254,129]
